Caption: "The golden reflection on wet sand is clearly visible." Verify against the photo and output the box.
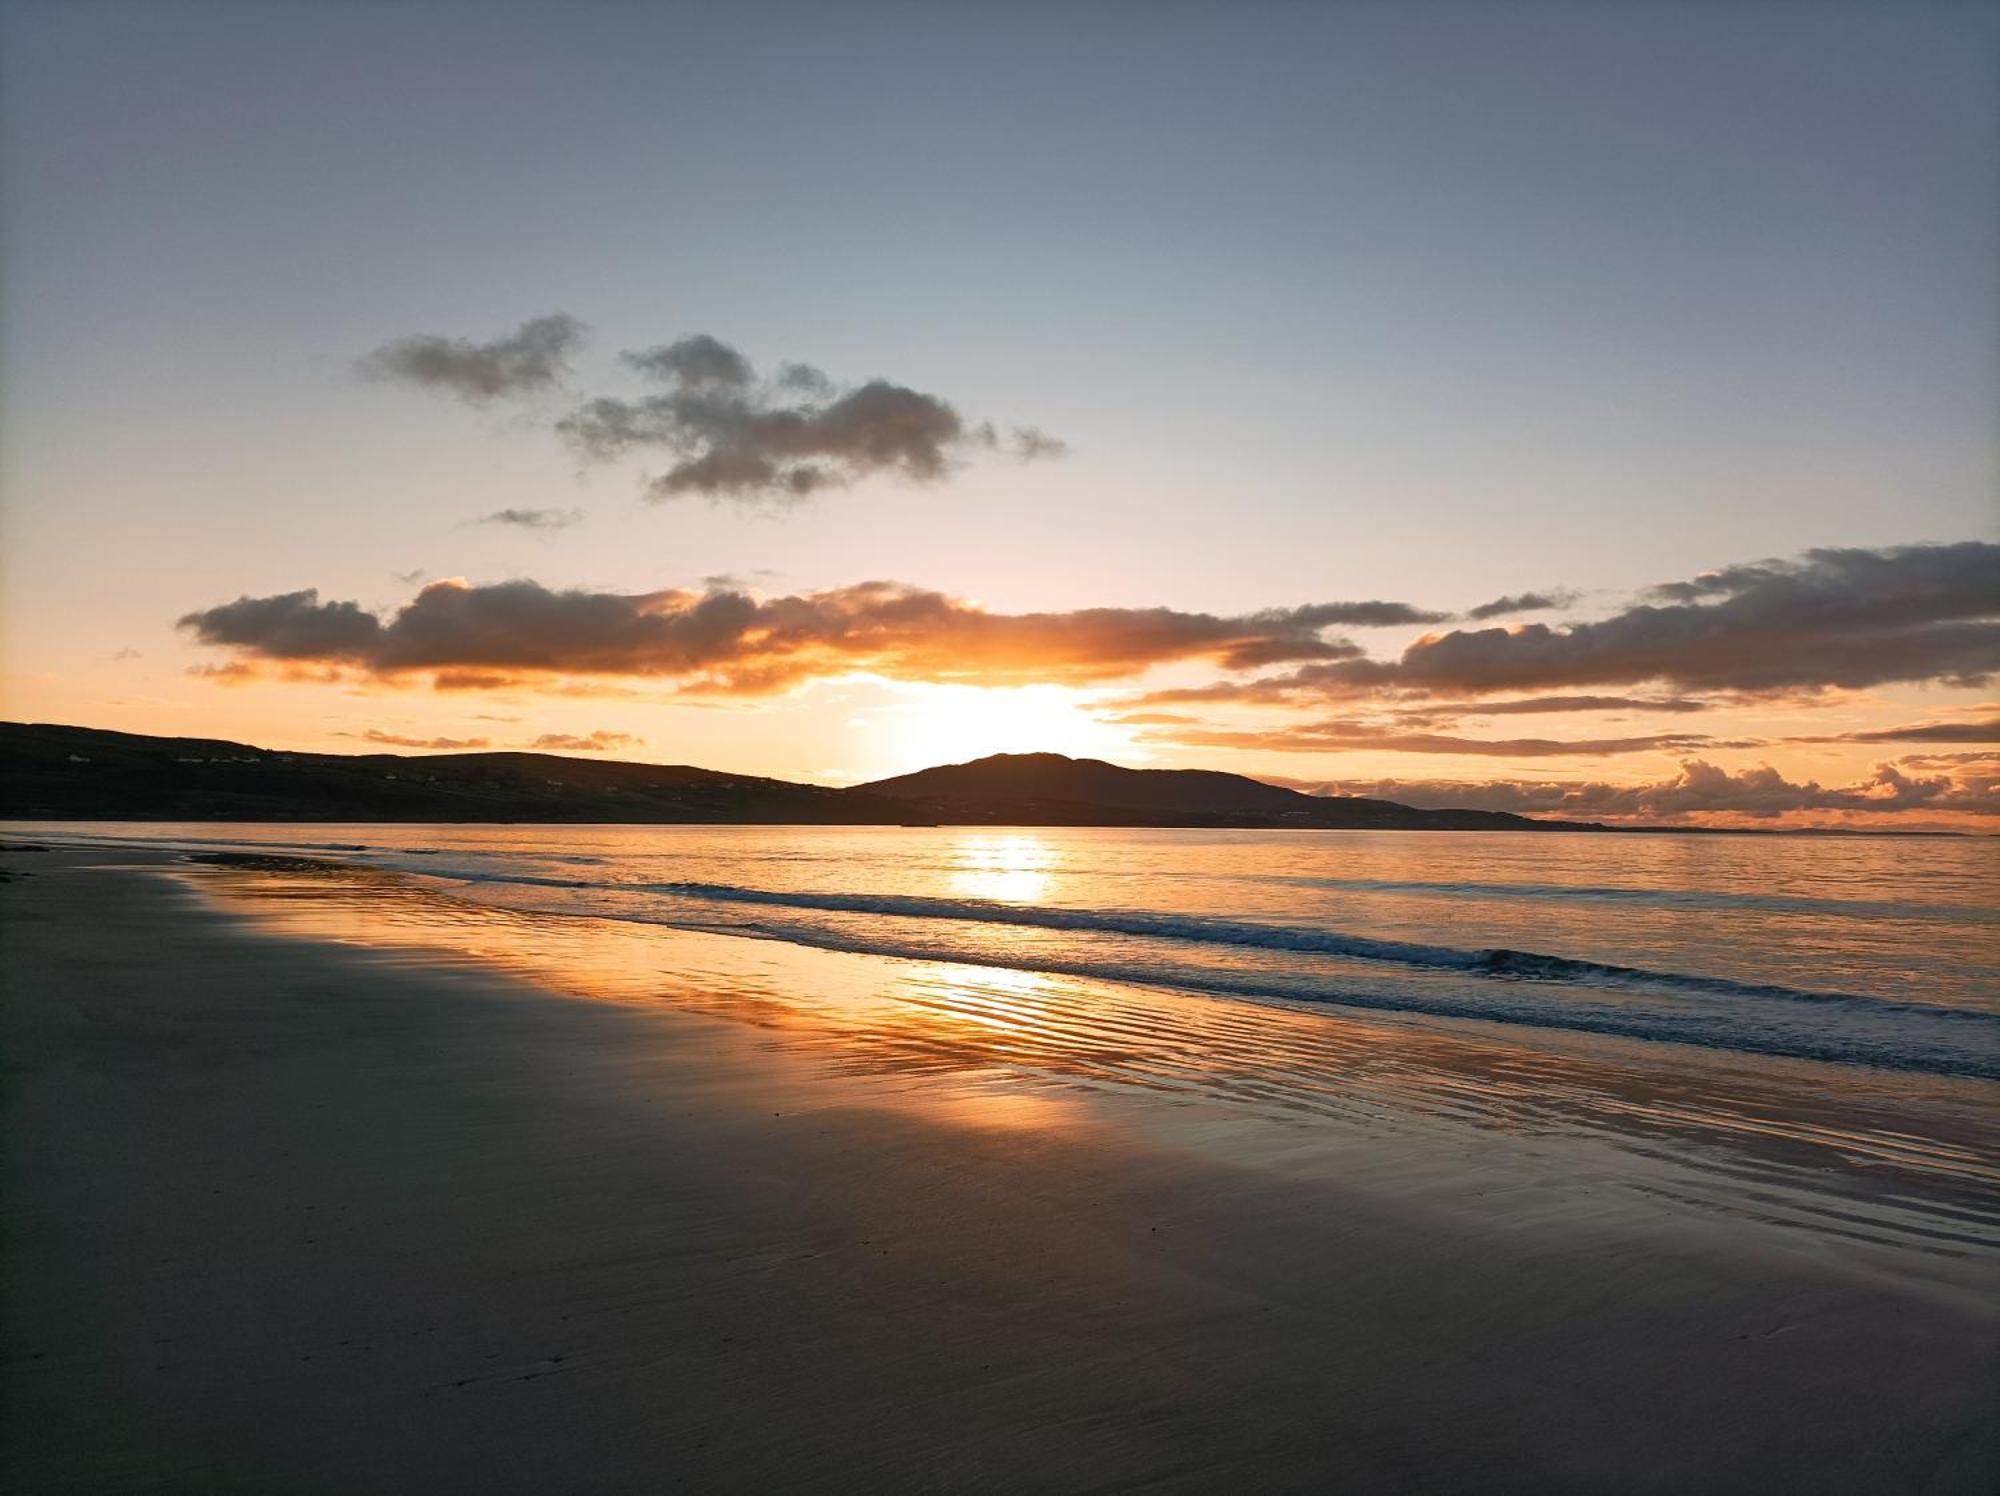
[178,860,2000,1259]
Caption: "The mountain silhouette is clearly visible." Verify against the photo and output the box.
[2,723,1602,830]
[855,751,1587,830]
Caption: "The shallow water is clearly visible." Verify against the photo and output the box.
[21,822,1998,1079]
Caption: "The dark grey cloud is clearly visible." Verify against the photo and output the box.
[179,578,1410,693]
[1787,716,1999,745]
[360,317,1061,506]
[1298,759,1998,822]
[1897,751,2000,770]
[429,670,520,692]
[471,506,585,531]
[1128,662,1369,707]
[1389,694,1714,721]
[1140,690,1720,717]
[358,314,586,403]
[975,423,1071,462]
[1139,720,1727,757]
[1464,589,1580,621]
[623,335,754,388]
[179,589,384,660]
[1143,543,2000,706]
[1112,692,1725,750]
[1291,601,1450,628]
[561,380,962,500]
[1377,543,2000,695]
[558,334,1064,504]
[698,569,783,589]
[774,362,836,397]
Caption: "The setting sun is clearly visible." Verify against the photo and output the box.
[864,684,1139,776]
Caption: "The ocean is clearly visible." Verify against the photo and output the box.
[19,821,1996,1081]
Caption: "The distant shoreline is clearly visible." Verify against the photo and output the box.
[2,722,1975,836]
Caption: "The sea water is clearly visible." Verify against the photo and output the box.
[22,822,1996,1081]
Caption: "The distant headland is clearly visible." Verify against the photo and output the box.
[0,723,1960,835]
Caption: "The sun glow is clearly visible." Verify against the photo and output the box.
[868,683,1136,776]
[948,834,1058,904]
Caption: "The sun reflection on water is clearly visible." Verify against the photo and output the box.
[946,834,1057,904]
[170,858,2000,1252]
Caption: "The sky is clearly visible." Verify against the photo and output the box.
[1,0,1994,827]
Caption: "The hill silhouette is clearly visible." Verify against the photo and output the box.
[0,722,888,824]
[855,751,1592,830]
[1,722,1603,831]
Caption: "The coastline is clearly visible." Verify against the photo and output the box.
[4,849,1995,1492]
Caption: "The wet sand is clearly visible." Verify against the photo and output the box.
[3,850,1995,1493]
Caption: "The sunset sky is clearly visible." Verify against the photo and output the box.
[2,1,1994,827]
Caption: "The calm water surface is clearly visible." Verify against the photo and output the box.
[21,823,1998,1080]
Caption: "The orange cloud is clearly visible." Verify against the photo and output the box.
[178,579,1437,694]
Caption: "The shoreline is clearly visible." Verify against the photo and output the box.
[4,815,1978,839]
[12,827,1998,1090]
[4,849,1996,1491]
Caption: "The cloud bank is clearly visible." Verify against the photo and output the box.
[176,543,1999,819]
[177,543,1999,722]
[179,579,1423,694]
[1297,758,1998,824]
[1375,542,1999,695]
[1135,543,2000,706]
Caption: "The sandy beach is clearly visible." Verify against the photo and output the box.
[3,848,1994,1494]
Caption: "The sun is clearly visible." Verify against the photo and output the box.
[871,684,1137,775]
